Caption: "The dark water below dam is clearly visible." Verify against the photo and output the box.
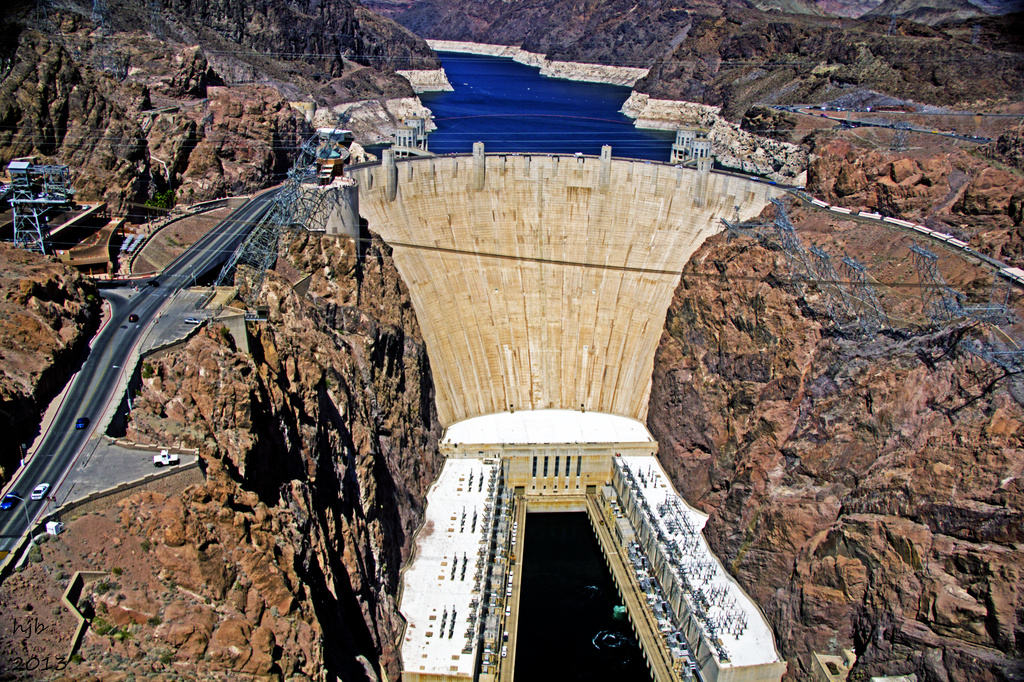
[516,512,651,681]
[418,53,675,160]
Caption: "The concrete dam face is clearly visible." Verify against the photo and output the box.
[352,147,783,427]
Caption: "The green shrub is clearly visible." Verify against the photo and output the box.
[145,189,176,210]
[92,617,113,636]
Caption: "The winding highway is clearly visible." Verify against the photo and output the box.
[0,190,277,553]
[772,104,997,144]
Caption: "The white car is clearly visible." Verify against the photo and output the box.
[501,645,508,658]
[184,317,202,325]
[30,483,50,500]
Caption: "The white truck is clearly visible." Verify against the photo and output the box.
[153,450,180,467]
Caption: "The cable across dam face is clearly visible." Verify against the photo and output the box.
[352,145,785,427]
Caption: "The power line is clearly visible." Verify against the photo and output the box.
[74,207,997,292]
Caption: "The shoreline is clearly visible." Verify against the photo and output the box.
[395,68,454,93]
[620,92,808,186]
[426,40,649,88]
[417,41,806,186]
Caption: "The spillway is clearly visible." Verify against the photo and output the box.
[352,146,783,427]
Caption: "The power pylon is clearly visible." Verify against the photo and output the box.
[8,161,75,254]
[840,255,889,329]
[890,124,910,153]
[808,245,853,324]
[909,242,1006,323]
[91,0,110,31]
[769,198,814,287]
[216,129,351,303]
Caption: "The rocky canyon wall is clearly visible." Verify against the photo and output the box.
[0,244,101,487]
[0,0,439,212]
[99,233,444,680]
[395,0,1024,120]
[648,230,1024,681]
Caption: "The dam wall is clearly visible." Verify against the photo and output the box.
[353,149,784,427]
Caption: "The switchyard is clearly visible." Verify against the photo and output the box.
[400,458,509,681]
[401,408,787,681]
[611,456,787,682]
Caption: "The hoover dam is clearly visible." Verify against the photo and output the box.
[343,145,788,682]
[352,145,781,425]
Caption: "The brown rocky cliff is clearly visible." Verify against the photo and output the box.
[984,129,1024,172]
[0,244,101,486]
[0,31,151,211]
[648,234,1024,680]
[396,0,1024,119]
[116,233,441,680]
[0,27,314,210]
[807,137,1024,266]
[160,0,439,75]
[0,0,439,211]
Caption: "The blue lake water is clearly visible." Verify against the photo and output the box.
[419,53,675,160]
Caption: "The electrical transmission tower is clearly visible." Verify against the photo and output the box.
[809,245,853,324]
[8,161,75,254]
[909,242,1006,324]
[768,198,815,291]
[91,0,110,31]
[890,124,910,153]
[216,130,351,303]
[148,0,163,38]
[840,256,889,329]
[909,242,958,321]
[719,215,763,241]
[720,198,896,331]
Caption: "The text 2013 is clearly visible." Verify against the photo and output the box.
[9,655,69,671]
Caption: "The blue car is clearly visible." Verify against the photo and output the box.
[75,417,89,429]
[1,493,20,510]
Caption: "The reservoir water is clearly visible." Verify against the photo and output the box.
[419,52,675,160]
[517,513,651,681]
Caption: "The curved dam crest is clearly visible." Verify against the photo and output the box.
[352,149,784,427]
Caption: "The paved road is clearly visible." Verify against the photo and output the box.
[773,104,995,144]
[0,191,276,551]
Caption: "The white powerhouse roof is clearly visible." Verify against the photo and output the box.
[443,410,654,446]
[618,455,782,669]
[401,458,498,677]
